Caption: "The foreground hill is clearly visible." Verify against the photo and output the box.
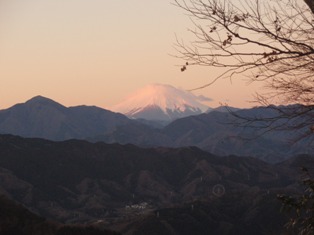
[0,195,119,235]
[0,134,311,234]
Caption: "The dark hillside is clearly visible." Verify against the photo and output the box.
[0,134,311,234]
[0,195,119,235]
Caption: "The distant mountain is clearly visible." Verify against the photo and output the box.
[111,84,211,122]
[211,105,240,113]
[94,106,314,163]
[0,134,309,234]
[0,96,143,141]
[88,121,171,146]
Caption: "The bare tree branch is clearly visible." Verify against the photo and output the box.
[174,0,314,140]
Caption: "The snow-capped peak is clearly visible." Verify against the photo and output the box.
[111,84,211,121]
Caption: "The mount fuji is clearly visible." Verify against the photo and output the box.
[111,84,211,122]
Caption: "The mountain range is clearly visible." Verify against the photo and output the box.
[0,96,139,141]
[0,134,310,234]
[0,95,312,163]
[92,106,313,163]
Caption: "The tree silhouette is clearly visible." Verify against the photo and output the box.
[278,167,314,235]
[174,0,314,234]
[174,0,314,139]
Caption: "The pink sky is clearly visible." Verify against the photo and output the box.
[0,0,261,110]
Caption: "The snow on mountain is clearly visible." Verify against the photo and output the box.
[111,84,211,121]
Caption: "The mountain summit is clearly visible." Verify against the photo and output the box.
[0,96,135,140]
[111,84,211,121]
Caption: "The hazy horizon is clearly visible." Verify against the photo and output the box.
[0,0,261,110]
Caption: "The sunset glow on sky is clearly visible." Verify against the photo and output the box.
[0,0,261,110]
